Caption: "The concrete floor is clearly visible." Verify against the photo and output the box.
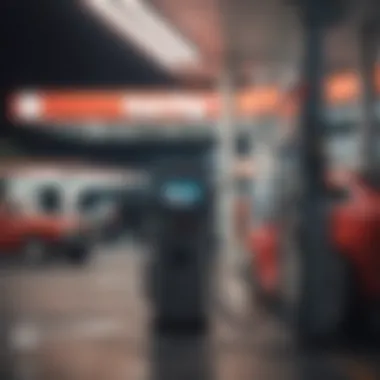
[2,241,380,380]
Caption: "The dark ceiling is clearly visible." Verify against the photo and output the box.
[1,0,176,88]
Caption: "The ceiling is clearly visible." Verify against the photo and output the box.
[148,0,380,83]
[2,0,380,88]
[0,0,176,89]
[2,0,378,90]
[2,0,380,162]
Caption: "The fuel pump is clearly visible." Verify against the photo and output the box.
[145,158,216,334]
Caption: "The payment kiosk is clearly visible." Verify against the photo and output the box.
[146,158,215,334]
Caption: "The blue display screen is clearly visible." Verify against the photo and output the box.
[161,180,203,208]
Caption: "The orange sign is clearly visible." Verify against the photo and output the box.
[8,67,380,124]
[9,88,279,124]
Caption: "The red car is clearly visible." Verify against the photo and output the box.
[0,201,93,265]
[246,152,380,343]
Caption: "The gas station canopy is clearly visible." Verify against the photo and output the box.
[9,0,380,127]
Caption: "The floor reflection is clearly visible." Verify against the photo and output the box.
[3,245,380,380]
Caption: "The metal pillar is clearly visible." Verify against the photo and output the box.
[297,2,338,335]
[217,66,237,257]
[358,22,379,172]
[299,25,325,199]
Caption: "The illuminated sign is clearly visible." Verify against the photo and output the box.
[161,180,203,208]
[9,67,380,124]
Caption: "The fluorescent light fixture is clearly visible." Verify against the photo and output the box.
[83,0,200,70]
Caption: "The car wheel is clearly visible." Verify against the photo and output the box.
[22,238,47,266]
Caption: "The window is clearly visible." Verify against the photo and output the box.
[38,184,62,214]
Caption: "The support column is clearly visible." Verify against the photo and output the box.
[299,25,325,199]
[217,65,237,257]
[297,2,336,335]
[358,22,379,172]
